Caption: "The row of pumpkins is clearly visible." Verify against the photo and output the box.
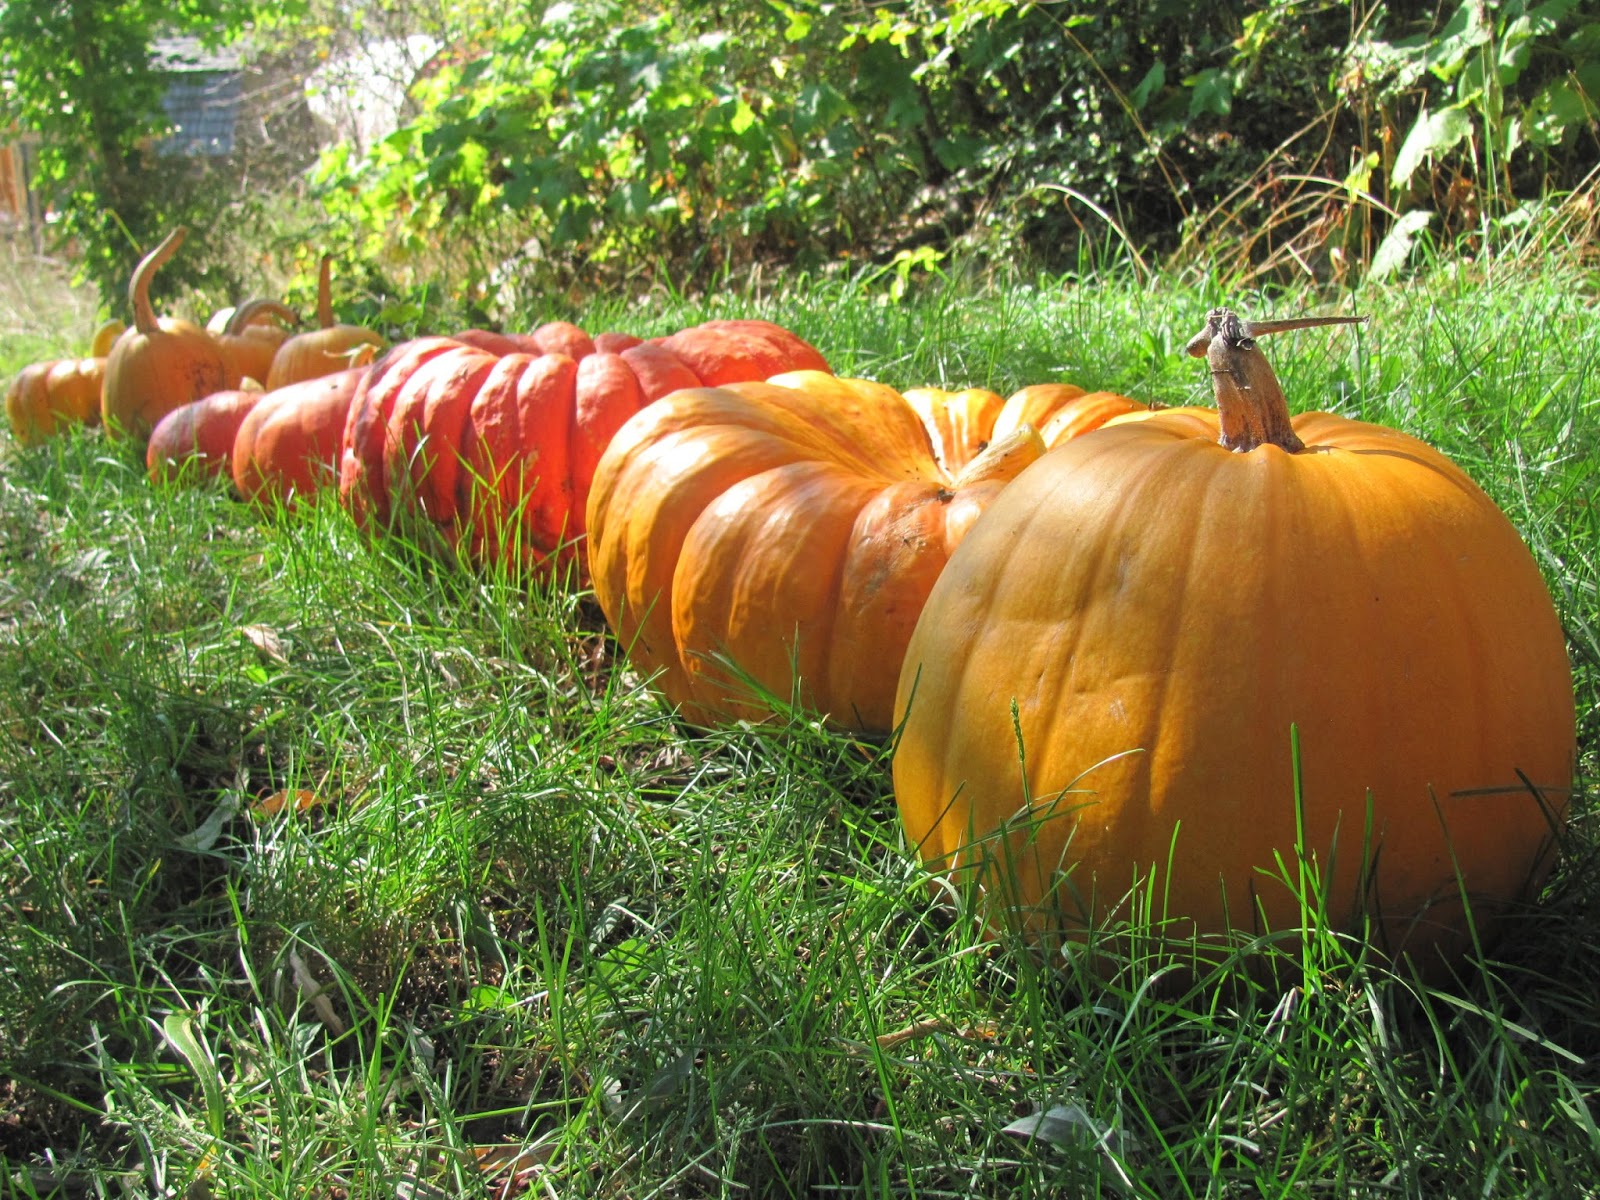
[6,228,1577,972]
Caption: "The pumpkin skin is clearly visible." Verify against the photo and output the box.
[264,256,384,389]
[891,310,1576,969]
[6,357,106,446]
[146,382,264,483]
[586,372,1149,732]
[233,367,366,507]
[102,227,229,443]
[338,318,831,570]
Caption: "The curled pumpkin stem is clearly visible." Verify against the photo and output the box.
[129,227,188,335]
[1186,308,1366,454]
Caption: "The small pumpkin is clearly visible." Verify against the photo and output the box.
[586,373,1148,731]
[338,318,831,570]
[6,357,107,446]
[891,310,1576,968]
[90,319,127,358]
[146,380,265,483]
[101,227,229,443]
[233,367,367,507]
[213,299,299,389]
[264,256,384,390]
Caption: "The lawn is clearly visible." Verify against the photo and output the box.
[2,250,1598,1198]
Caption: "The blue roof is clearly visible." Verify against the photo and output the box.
[153,36,242,157]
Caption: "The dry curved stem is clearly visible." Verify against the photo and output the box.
[1185,308,1367,453]
[129,227,187,334]
[226,298,300,335]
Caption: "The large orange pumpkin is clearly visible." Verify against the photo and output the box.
[338,318,831,570]
[891,310,1576,969]
[101,227,229,443]
[586,372,1149,732]
[264,257,384,390]
[233,367,366,507]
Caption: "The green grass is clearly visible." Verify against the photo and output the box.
[1,260,1598,1198]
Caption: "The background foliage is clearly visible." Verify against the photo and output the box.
[5,0,1599,320]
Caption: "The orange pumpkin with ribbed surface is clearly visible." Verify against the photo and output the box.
[337,318,830,570]
[585,372,1149,732]
[233,367,366,507]
[6,357,106,446]
[101,228,229,443]
[264,257,383,389]
[101,227,230,444]
[891,311,1576,969]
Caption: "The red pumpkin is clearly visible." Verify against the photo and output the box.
[146,381,265,483]
[586,372,1149,731]
[233,367,367,507]
[337,318,830,570]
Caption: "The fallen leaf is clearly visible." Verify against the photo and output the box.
[289,948,347,1034]
[251,789,323,818]
[241,624,289,664]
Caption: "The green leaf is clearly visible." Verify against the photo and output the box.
[162,1012,226,1139]
[767,0,812,42]
[1130,62,1166,112]
[1524,72,1600,146]
[1391,106,1474,188]
[1184,69,1232,118]
[730,97,759,135]
[1368,209,1434,280]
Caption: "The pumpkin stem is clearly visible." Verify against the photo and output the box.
[129,227,187,335]
[317,256,334,329]
[1185,308,1366,453]
[225,298,301,336]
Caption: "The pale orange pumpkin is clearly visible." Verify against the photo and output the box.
[586,372,1149,732]
[90,319,126,358]
[213,299,299,389]
[6,357,106,446]
[891,310,1576,969]
[264,257,383,390]
[101,228,229,443]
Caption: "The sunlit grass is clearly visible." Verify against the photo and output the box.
[1,263,1597,1197]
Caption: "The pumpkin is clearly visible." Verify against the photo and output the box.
[146,380,265,483]
[101,227,229,443]
[264,256,384,390]
[6,356,106,446]
[90,319,127,358]
[233,367,367,507]
[338,318,831,570]
[213,299,299,389]
[891,309,1576,968]
[586,372,1149,732]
